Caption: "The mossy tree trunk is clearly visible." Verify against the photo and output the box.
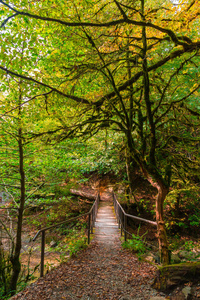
[125,147,138,204]
[9,126,25,295]
[154,180,169,265]
[9,85,26,295]
[139,0,169,265]
[153,262,200,291]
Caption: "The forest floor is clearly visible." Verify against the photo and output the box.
[10,193,200,300]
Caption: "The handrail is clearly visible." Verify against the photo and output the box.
[33,192,100,277]
[113,192,157,243]
[32,213,89,241]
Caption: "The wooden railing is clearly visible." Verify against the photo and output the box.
[33,193,100,277]
[113,192,157,242]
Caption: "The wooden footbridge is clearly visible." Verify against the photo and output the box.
[33,191,157,277]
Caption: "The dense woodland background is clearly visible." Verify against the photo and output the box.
[0,0,200,298]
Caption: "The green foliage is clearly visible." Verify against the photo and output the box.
[165,185,200,209]
[51,228,88,260]
[122,230,149,257]
[169,237,200,262]
[67,236,87,258]
[183,240,196,252]
[165,184,200,233]
[139,199,152,214]
[26,195,90,229]
[0,0,199,281]
[188,215,200,227]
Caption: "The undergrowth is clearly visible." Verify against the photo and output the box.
[122,229,149,259]
[50,227,88,261]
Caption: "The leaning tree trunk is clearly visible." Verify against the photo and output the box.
[139,167,170,265]
[139,0,170,265]
[126,145,170,264]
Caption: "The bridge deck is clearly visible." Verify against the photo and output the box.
[93,199,120,246]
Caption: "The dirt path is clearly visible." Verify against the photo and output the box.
[11,198,167,300]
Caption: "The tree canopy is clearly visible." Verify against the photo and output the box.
[0,0,200,280]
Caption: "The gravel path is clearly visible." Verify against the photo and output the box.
[11,200,167,300]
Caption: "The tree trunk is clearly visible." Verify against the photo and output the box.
[174,192,181,217]
[153,262,200,291]
[155,182,169,265]
[9,126,25,294]
[125,148,137,204]
[70,189,96,200]
[140,0,169,264]
[126,134,170,263]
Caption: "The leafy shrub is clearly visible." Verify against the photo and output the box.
[51,227,88,261]
[122,231,149,257]
[68,236,87,257]
[183,240,196,251]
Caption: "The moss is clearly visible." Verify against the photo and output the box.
[153,262,200,291]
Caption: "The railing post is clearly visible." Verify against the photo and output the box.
[94,199,96,223]
[113,193,115,211]
[120,208,123,236]
[118,205,120,228]
[40,230,45,277]
[88,213,91,244]
[96,200,97,220]
[96,196,98,219]
[124,214,127,242]
[91,209,94,234]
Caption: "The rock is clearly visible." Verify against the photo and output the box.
[145,255,155,263]
[149,297,166,300]
[182,286,192,299]
[24,238,32,243]
[178,251,190,259]
[81,297,96,300]
[178,250,196,260]
[171,253,181,264]
[21,245,32,253]
[170,292,185,300]
[50,240,57,247]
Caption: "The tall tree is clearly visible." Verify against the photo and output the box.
[0,0,200,264]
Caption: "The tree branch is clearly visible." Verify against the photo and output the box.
[1,0,199,49]
[0,66,90,105]
[0,91,53,117]
[0,48,197,111]
[1,12,18,28]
